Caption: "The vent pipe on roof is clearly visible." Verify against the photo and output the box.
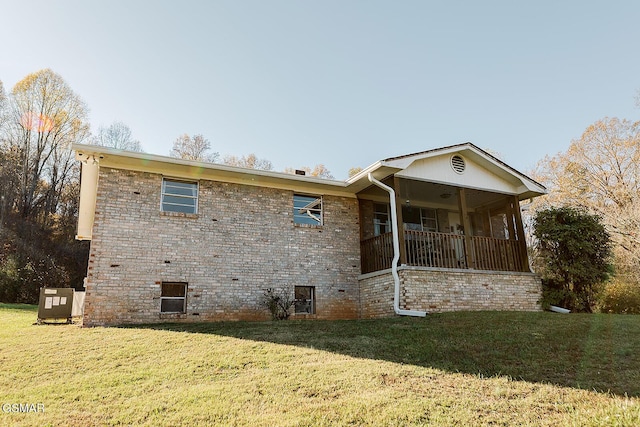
[367,173,427,318]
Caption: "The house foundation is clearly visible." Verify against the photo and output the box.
[359,266,542,318]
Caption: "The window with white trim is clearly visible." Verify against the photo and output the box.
[160,282,187,313]
[293,194,322,226]
[161,178,198,214]
[294,286,315,314]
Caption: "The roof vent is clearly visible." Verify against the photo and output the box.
[451,155,466,174]
[295,169,306,176]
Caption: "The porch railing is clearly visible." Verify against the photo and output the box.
[360,230,528,274]
[470,235,526,272]
[405,230,466,269]
[360,232,394,274]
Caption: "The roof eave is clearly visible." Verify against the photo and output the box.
[73,143,354,196]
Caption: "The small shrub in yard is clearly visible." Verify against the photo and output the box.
[599,279,640,314]
[260,288,293,320]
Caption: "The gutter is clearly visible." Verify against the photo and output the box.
[367,173,427,317]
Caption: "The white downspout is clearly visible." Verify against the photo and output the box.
[368,173,427,317]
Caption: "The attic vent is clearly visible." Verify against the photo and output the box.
[451,155,466,174]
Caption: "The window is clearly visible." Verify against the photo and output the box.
[402,206,438,232]
[293,194,322,226]
[161,179,198,214]
[294,286,315,314]
[160,282,187,313]
[373,203,390,236]
[421,208,438,232]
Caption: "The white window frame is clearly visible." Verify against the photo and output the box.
[293,194,323,226]
[160,282,187,313]
[161,178,198,214]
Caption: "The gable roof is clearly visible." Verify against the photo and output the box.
[345,142,546,198]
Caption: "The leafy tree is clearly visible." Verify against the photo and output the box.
[92,121,142,152]
[284,164,334,180]
[169,134,218,162]
[532,117,640,283]
[533,206,612,312]
[223,153,272,170]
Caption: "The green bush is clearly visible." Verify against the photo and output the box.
[0,253,67,303]
[533,206,612,312]
[539,279,575,310]
[599,280,640,314]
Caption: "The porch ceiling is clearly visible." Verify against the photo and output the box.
[358,178,512,210]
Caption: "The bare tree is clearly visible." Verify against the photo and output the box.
[92,121,142,152]
[3,69,90,221]
[284,164,334,180]
[0,80,7,132]
[169,134,218,163]
[223,153,273,171]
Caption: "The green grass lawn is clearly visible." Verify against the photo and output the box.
[1,304,639,426]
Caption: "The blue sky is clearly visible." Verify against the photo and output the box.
[1,0,638,179]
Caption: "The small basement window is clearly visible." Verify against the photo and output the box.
[293,194,322,226]
[161,178,198,214]
[161,282,187,313]
[294,286,315,314]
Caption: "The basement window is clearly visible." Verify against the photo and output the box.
[294,286,315,314]
[161,178,198,214]
[293,194,322,226]
[160,282,187,313]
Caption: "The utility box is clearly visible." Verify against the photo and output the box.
[37,288,75,324]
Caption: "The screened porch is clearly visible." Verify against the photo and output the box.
[359,177,530,274]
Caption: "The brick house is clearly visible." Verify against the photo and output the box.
[74,142,546,326]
